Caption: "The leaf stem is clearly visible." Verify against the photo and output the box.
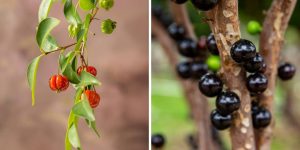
[44,42,77,55]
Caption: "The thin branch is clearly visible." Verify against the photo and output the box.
[257,0,297,149]
[205,0,255,149]
[44,42,77,55]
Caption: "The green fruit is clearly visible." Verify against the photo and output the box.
[79,0,95,11]
[99,0,114,10]
[206,55,221,71]
[101,19,117,34]
[68,24,81,38]
[247,21,262,35]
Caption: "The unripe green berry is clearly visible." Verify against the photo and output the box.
[79,0,95,11]
[99,0,114,10]
[101,19,116,34]
[68,24,81,38]
[247,21,262,35]
[206,55,221,71]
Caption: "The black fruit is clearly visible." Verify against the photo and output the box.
[176,61,192,79]
[171,0,188,4]
[151,134,166,148]
[252,107,272,128]
[216,91,241,115]
[230,39,256,63]
[206,33,219,55]
[168,23,185,40]
[178,38,200,58]
[246,73,268,94]
[244,53,265,73]
[258,63,267,73]
[190,61,208,79]
[152,6,173,28]
[198,73,223,97]
[191,0,219,11]
[210,109,232,130]
[278,62,296,81]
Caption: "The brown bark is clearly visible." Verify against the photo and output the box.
[257,0,297,149]
[205,0,255,149]
[152,16,216,150]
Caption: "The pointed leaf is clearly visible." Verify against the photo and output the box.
[59,53,80,84]
[38,0,54,22]
[64,0,82,25]
[79,0,95,11]
[27,55,44,106]
[76,71,101,88]
[86,119,100,137]
[72,94,95,121]
[36,17,60,52]
[68,124,81,148]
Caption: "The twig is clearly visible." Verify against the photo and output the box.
[44,42,77,55]
[152,16,216,150]
[256,0,297,149]
[205,0,255,149]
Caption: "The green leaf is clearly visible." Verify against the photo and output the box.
[43,35,59,51]
[86,119,100,137]
[36,17,60,52]
[79,0,95,11]
[68,124,81,149]
[64,0,82,25]
[72,94,95,121]
[27,55,44,106]
[76,71,101,88]
[65,111,75,150]
[59,53,80,84]
[38,0,54,22]
[82,14,92,42]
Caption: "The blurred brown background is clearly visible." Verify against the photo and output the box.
[0,0,149,150]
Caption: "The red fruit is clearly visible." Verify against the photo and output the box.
[49,75,69,92]
[77,66,97,76]
[84,90,100,108]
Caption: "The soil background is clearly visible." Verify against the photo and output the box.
[0,0,149,150]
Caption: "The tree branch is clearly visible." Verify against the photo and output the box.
[205,0,255,149]
[257,0,297,149]
[152,16,216,150]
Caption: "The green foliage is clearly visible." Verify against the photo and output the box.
[101,19,117,34]
[79,0,95,11]
[99,0,114,10]
[38,0,54,22]
[36,18,60,52]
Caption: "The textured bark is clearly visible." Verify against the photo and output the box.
[205,0,255,149]
[152,17,216,150]
[257,0,297,149]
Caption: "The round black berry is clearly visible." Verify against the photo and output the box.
[191,0,219,11]
[216,91,241,115]
[206,33,219,55]
[168,23,185,40]
[246,73,268,94]
[176,61,192,79]
[190,61,208,79]
[210,109,232,130]
[171,0,188,4]
[244,53,265,73]
[152,6,173,28]
[252,107,271,129]
[278,62,296,81]
[178,38,200,58]
[151,134,166,148]
[230,39,256,63]
[198,73,223,97]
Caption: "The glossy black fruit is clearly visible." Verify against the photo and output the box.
[152,134,166,148]
[176,61,192,79]
[278,62,296,81]
[198,73,223,97]
[190,61,208,79]
[230,39,256,63]
[246,73,268,94]
[210,109,232,130]
[191,0,219,11]
[216,91,241,115]
[244,53,265,73]
[178,38,200,58]
[206,33,219,55]
[168,23,185,40]
[252,107,272,128]
[171,0,188,4]
[152,6,173,28]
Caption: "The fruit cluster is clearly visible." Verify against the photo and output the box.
[49,65,101,109]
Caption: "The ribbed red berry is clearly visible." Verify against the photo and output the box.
[49,75,69,92]
[77,66,97,76]
[85,90,100,108]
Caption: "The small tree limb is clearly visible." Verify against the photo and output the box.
[257,0,297,149]
[205,0,255,149]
